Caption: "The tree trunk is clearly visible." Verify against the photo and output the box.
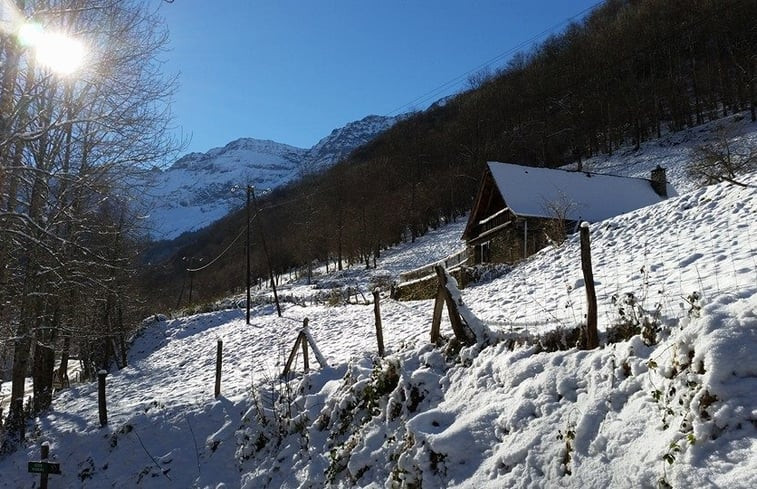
[9,330,32,430]
[32,335,56,414]
[57,336,71,387]
[118,304,128,368]
[749,57,756,122]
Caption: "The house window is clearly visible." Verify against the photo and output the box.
[479,241,491,263]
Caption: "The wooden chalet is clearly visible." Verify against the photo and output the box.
[462,162,675,264]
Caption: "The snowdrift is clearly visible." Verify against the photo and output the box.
[237,291,756,488]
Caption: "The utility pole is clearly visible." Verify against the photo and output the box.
[188,262,194,304]
[246,185,251,325]
[251,187,282,317]
[186,257,203,305]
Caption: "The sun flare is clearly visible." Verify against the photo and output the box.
[18,22,86,75]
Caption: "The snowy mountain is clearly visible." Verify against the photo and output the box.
[2,115,756,488]
[143,114,400,240]
[303,114,401,173]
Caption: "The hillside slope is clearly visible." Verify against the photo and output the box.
[1,121,755,488]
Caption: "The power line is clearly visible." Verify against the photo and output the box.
[385,0,751,119]
[182,0,753,281]
[383,1,604,117]
[188,0,722,251]
[186,212,258,273]
[180,182,333,272]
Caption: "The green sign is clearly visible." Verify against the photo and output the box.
[28,461,61,475]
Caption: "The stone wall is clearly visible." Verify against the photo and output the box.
[393,267,471,301]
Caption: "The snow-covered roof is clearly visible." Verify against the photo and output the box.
[487,161,676,222]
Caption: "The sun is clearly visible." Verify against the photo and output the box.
[18,22,86,75]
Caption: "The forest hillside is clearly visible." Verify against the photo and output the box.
[140,0,757,312]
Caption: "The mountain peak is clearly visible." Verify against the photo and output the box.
[304,114,401,173]
[145,114,401,240]
[220,137,306,154]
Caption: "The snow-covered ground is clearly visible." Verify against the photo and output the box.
[1,363,82,416]
[1,115,756,488]
[0,379,30,415]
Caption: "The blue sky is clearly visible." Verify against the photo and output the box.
[158,1,600,155]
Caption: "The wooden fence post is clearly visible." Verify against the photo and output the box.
[97,370,108,427]
[283,317,329,377]
[373,289,385,357]
[301,332,309,372]
[283,333,303,377]
[434,265,475,345]
[580,223,599,349]
[430,287,445,344]
[214,339,223,398]
[301,318,329,369]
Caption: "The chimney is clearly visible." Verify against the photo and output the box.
[650,165,667,197]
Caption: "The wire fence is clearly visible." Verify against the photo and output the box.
[230,209,757,358]
[112,196,756,378]
[462,218,757,337]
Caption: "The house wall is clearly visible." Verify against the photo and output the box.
[468,216,555,265]
[487,230,521,263]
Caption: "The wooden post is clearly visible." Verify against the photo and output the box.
[373,289,385,357]
[580,223,599,349]
[434,265,475,345]
[214,339,223,398]
[283,333,302,377]
[301,332,309,372]
[430,287,444,344]
[301,317,310,371]
[40,442,49,489]
[97,370,107,427]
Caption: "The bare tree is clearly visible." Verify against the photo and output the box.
[1,0,180,449]
[541,192,578,246]
[688,127,757,187]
